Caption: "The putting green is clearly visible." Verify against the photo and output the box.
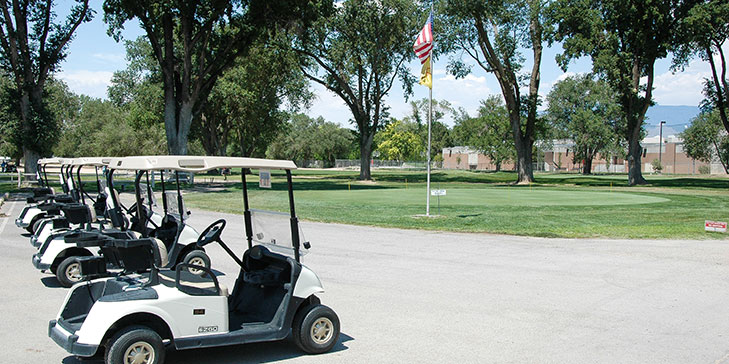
[297,188,669,207]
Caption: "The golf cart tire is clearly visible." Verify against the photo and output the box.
[31,218,44,235]
[292,304,340,354]
[27,214,44,234]
[56,256,82,288]
[181,250,210,275]
[105,325,165,364]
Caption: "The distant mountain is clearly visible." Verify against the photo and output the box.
[644,104,700,137]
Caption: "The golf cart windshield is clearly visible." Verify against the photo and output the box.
[164,191,186,219]
[250,209,308,257]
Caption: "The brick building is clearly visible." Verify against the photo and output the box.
[442,135,725,174]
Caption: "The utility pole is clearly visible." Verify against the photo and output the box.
[658,120,666,173]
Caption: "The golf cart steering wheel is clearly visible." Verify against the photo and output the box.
[197,219,226,247]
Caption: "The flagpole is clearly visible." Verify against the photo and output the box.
[426,5,433,217]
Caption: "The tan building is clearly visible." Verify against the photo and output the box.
[443,136,724,174]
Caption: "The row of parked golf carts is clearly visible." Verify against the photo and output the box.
[15,156,339,364]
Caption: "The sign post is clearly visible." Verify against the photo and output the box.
[430,189,446,215]
[259,170,271,189]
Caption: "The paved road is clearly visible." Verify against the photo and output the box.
[2,196,729,363]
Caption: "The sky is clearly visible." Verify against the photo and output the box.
[55,2,724,131]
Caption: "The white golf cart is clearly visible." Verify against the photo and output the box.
[16,158,77,233]
[33,157,206,287]
[49,156,340,364]
[31,157,112,248]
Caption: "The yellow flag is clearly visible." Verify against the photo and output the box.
[419,56,432,89]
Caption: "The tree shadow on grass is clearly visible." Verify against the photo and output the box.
[62,333,354,364]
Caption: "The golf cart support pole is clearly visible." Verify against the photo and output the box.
[241,171,253,249]
[286,170,301,263]
[134,171,148,237]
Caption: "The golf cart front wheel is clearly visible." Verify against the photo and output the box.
[293,304,340,354]
[105,326,165,364]
[182,250,210,275]
[56,256,83,288]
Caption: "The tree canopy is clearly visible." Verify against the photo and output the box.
[294,0,419,180]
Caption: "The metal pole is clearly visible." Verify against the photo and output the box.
[659,120,665,172]
[426,5,433,216]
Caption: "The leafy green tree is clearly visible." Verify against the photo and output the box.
[293,0,419,180]
[55,96,166,157]
[103,0,328,155]
[546,74,621,174]
[403,98,454,161]
[680,110,729,173]
[267,114,354,167]
[440,0,550,183]
[375,120,423,162]
[673,0,729,135]
[452,97,515,171]
[553,0,695,185]
[0,0,93,174]
[196,38,312,157]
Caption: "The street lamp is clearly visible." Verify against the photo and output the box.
[659,120,666,173]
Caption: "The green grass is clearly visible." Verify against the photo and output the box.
[183,170,729,239]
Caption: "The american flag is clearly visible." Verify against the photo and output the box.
[413,12,433,64]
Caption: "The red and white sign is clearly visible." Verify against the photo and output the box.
[705,220,727,233]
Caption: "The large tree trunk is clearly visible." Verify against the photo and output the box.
[19,89,40,179]
[359,132,374,180]
[514,137,534,184]
[164,98,194,155]
[627,135,646,185]
[582,157,593,175]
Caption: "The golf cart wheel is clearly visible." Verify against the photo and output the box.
[26,214,43,234]
[182,250,210,275]
[56,256,83,288]
[105,326,165,364]
[292,304,340,354]
[31,218,44,235]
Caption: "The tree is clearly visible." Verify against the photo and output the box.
[0,0,93,175]
[452,96,515,171]
[375,120,423,162]
[55,96,167,157]
[103,0,327,155]
[403,98,455,160]
[680,110,729,173]
[546,74,621,174]
[440,0,550,183]
[673,0,729,136]
[293,0,419,180]
[553,0,695,185]
[266,114,355,167]
[196,38,312,157]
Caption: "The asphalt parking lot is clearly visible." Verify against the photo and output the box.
[2,196,729,363]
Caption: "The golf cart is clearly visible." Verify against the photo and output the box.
[16,158,76,232]
[49,156,339,364]
[32,157,206,287]
[31,157,111,247]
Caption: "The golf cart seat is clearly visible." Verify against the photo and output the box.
[61,204,93,225]
[242,245,290,286]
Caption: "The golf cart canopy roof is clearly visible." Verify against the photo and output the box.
[109,156,297,172]
[68,157,110,167]
[38,158,64,165]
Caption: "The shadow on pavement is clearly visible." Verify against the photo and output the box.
[62,333,353,364]
[41,276,63,288]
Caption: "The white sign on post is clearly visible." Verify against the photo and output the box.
[259,170,271,189]
[431,189,446,196]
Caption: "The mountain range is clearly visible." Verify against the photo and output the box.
[644,104,700,137]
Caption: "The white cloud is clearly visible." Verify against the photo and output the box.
[651,59,708,106]
[92,53,125,64]
[57,70,113,99]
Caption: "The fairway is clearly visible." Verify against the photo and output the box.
[298,188,668,207]
[183,168,729,239]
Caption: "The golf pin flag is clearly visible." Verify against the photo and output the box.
[413,12,433,89]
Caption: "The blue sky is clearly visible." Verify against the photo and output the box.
[56,2,723,130]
